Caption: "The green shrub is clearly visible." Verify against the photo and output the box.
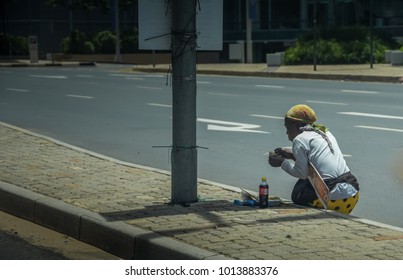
[316,40,344,64]
[59,28,140,54]
[60,30,95,54]
[70,30,88,54]
[284,40,344,64]
[60,37,71,54]
[284,41,310,64]
[12,36,29,55]
[284,26,398,65]
[0,33,28,55]
[343,40,368,63]
[93,30,116,54]
[83,41,95,54]
[372,40,388,63]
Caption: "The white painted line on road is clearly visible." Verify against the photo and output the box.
[197,118,269,134]
[109,74,145,80]
[147,103,172,108]
[255,84,285,89]
[355,125,403,133]
[136,86,163,90]
[338,112,403,120]
[144,74,164,78]
[207,92,239,97]
[6,88,29,92]
[343,154,352,158]
[125,77,144,80]
[197,81,211,84]
[341,89,379,94]
[109,73,137,78]
[29,75,68,79]
[250,114,283,120]
[306,100,348,106]
[66,94,94,99]
[111,73,164,78]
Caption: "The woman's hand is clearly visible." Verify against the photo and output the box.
[274,147,295,160]
[268,151,284,167]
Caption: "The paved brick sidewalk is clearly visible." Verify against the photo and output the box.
[1,122,403,259]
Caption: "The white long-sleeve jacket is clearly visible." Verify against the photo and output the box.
[281,130,358,200]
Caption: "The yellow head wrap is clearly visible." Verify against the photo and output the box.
[285,104,328,132]
[285,104,317,124]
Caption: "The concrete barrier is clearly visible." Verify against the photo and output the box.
[385,50,393,63]
[266,52,284,66]
[391,51,403,65]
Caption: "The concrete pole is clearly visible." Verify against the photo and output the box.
[69,0,73,32]
[370,0,374,69]
[313,0,318,71]
[114,0,121,63]
[171,0,198,204]
[246,0,253,63]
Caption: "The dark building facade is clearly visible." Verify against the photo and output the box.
[1,0,402,62]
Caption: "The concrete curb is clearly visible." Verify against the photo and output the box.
[0,181,230,260]
[1,61,400,83]
[0,61,96,67]
[133,67,401,83]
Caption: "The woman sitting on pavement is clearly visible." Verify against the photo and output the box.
[268,104,360,214]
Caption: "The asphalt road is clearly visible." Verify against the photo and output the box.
[0,210,120,260]
[0,228,67,260]
[1,65,402,228]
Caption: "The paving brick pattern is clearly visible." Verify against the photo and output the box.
[1,123,403,259]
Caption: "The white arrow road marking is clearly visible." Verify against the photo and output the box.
[147,104,269,134]
[355,125,403,133]
[338,112,403,120]
[197,118,269,134]
[147,103,172,108]
[29,75,68,79]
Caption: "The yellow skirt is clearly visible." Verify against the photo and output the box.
[310,192,359,214]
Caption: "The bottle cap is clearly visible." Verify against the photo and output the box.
[261,177,267,181]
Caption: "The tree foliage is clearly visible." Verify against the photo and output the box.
[60,28,138,54]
